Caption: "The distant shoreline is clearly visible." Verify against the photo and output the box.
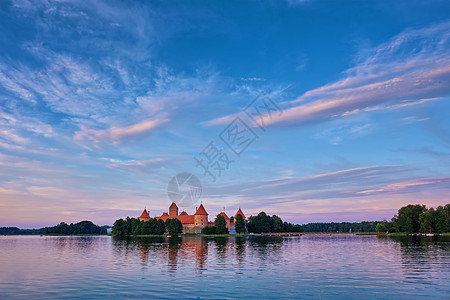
[2,232,450,237]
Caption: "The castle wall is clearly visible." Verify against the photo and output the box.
[194,214,208,226]
[183,225,206,234]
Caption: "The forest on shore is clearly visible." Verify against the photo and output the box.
[0,221,108,235]
[300,204,449,234]
[375,204,450,234]
[2,203,448,236]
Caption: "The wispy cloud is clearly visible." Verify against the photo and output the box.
[74,118,168,148]
[0,110,53,147]
[107,158,168,174]
[314,121,373,145]
[357,177,450,195]
[268,22,450,126]
[206,165,413,201]
[208,21,450,128]
[205,164,450,209]
[200,165,450,223]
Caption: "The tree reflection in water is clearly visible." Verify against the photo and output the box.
[112,236,287,276]
[379,235,450,287]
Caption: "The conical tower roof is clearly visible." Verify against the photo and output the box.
[194,204,208,215]
[220,212,230,219]
[235,208,245,219]
[139,209,150,219]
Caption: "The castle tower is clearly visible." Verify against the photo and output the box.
[169,202,178,217]
[194,204,208,226]
[235,208,246,220]
[139,208,150,221]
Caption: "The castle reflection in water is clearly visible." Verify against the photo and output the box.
[112,236,285,275]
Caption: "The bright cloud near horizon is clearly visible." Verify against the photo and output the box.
[0,0,449,228]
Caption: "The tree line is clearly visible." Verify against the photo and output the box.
[0,227,45,235]
[44,221,107,235]
[247,212,301,233]
[112,217,183,238]
[300,221,381,233]
[111,203,449,237]
[376,204,450,233]
[0,221,108,235]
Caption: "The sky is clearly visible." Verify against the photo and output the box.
[0,0,449,228]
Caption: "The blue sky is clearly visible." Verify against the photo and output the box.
[0,0,449,227]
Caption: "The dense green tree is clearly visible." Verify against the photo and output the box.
[272,215,283,232]
[417,205,450,234]
[283,221,301,233]
[113,217,167,236]
[112,219,126,237]
[157,219,166,235]
[445,204,450,232]
[201,226,216,234]
[235,214,245,234]
[376,223,386,233]
[43,220,106,235]
[133,221,143,235]
[71,221,104,234]
[131,218,141,235]
[396,204,426,233]
[140,219,153,235]
[388,216,399,233]
[215,214,229,234]
[379,204,449,234]
[166,218,183,236]
[114,217,141,237]
[124,217,133,235]
[55,222,70,235]
[247,212,272,233]
[419,208,435,233]
[143,218,158,235]
[247,213,301,233]
[434,205,450,233]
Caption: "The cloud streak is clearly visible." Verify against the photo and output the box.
[357,177,450,195]
[205,165,450,210]
[208,21,450,128]
[270,22,450,126]
[107,158,168,174]
[74,118,168,148]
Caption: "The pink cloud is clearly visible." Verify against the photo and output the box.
[356,177,450,195]
[207,21,450,128]
[74,118,168,148]
[107,158,167,174]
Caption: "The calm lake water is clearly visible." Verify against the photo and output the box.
[0,234,449,299]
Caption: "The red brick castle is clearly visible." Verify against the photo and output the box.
[139,203,246,234]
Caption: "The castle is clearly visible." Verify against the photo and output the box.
[139,203,246,234]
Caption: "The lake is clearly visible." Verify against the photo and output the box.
[0,234,449,299]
